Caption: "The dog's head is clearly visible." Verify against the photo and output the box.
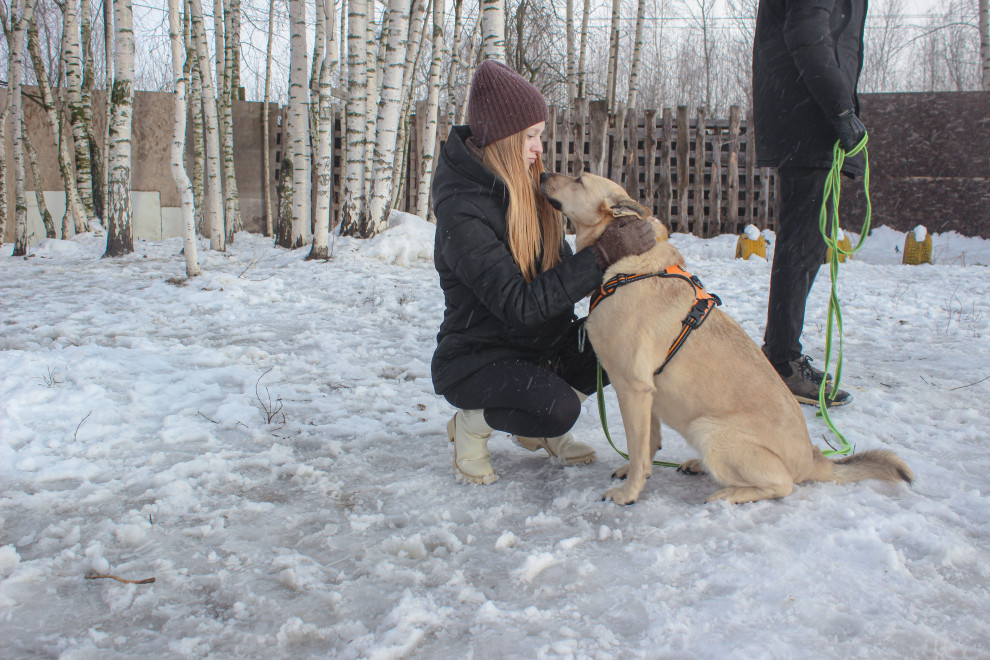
[540,172,667,247]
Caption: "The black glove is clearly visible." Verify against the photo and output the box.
[832,109,867,151]
[590,215,655,269]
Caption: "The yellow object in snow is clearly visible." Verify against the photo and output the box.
[903,232,933,265]
[735,233,767,260]
[826,234,853,263]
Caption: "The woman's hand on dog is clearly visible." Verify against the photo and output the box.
[590,216,656,268]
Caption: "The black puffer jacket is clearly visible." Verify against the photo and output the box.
[752,0,867,175]
[431,126,604,395]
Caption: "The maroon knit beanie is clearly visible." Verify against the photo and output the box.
[467,60,549,147]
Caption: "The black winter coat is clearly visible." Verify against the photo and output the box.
[752,0,867,175]
[430,126,604,395]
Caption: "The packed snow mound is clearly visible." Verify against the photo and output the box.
[360,211,435,265]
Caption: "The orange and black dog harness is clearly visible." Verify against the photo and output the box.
[589,264,722,375]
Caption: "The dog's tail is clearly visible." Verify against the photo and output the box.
[811,449,914,486]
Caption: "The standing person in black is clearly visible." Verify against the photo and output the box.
[752,0,869,406]
[431,60,656,484]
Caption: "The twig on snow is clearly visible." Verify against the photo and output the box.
[86,573,155,585]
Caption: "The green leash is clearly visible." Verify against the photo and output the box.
[596,362,681,469]
[817,134,871,456]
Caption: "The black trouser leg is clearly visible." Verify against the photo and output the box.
[763,167,831,372]
[443,320,605,438]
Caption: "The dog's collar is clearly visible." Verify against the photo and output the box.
[589,264,722,375]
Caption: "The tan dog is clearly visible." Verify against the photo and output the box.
[540,171,913,505]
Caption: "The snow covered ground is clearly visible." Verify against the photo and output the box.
[1,216,989,659]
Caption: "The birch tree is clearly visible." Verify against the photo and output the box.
[627,0,647,109]
[367,0,411,234]
[0,68,9,244]
[188,0,225,250]
[415,0,445,222]
[0,3,17,244]
[26,17,89,237]
[219,0,242,242]
[481,0,505,62]
[339,0,369,237]
[262,0,275,236]
[167,0,201,277]
[447,0,466,131]
[605,0,620,111]
[80,0,104,221]
[309,0,338,260]
[104,0,135,258]
[282,0,310,248]
[389,0,428,204]
[6,0,33,256]
[62,0,96,222]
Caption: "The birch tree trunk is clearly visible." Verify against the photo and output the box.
[168,0,201,277]
[339,0,369,237]
[26,19,88,238]
[565,0,576,105]
[80,0,104,222]
[23,127,57,239]
[981,0,989,90]
[219,0,242,242]
[185,3,206,235]
[8,0,33,256]
[309,0,339,260]
[447,0,465,131]
[605,0,621,112]
[389,0,428,204]
[367,0,411,234]
[189,0,225,250]
[63,0,96,222]
[363,2,380,203]
[577,0,590,99]
[627,0,647,109]
[262,0,275,236]
[480,0,505,62]
[0,87,10,243]
[283,0,310,248]
[415,0,445,222]
[104,0,135,258]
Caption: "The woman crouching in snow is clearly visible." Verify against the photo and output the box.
[430,60,655,484]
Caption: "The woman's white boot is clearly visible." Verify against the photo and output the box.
[514,433,596,465]
[447,409,498,484]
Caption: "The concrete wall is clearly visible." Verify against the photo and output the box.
[2,87,281,245]
[842,92,989,238]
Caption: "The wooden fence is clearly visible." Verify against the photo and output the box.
[409,100,778,236]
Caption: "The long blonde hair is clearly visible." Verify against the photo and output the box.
[481,131,563,281]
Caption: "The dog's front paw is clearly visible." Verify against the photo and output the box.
[677,459,705,475]
[602,484,640,505]
[611,463,630,480]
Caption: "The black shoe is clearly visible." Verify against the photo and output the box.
[781,357,851,407]
[793,355,832,384]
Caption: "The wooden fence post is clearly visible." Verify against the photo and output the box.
[660,107,673,227]
[589,100,609,176]
[624,109,640,197]
[727,105,740,234]
[710,133,722,238]
[694,107,707,236]
[644,108,657,215]
[676,106,689,233]
[745,109,757,229]
[570,98,587,175]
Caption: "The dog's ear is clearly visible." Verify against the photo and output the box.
[609,195,651,220]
